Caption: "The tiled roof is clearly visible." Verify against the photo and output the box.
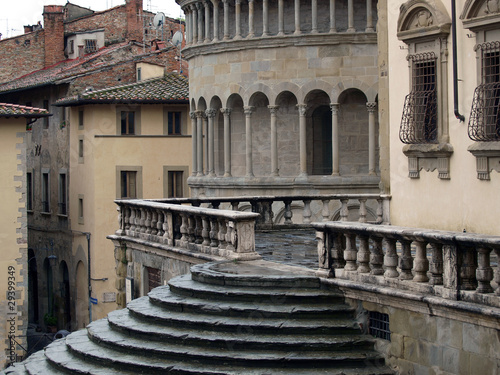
[55,73,189,106]
[0,103,51,118]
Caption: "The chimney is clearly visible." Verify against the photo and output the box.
[43,5,65,67]
[125,0,143,42]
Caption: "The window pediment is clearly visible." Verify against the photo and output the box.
[462,0,500,30]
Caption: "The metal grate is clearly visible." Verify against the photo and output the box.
[400,52,438,144]
[369,311,390,341]
[468,41,500,141]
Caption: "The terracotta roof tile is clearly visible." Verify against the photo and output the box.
[0,103,51,118]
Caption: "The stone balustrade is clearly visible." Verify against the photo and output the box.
[114,199,260,261]
[150,193,391,228]
[314,221,500,308]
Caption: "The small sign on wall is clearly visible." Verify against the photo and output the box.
[102,292,116,303]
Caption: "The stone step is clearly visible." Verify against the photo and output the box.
[3,350,57,375]
[105,309,376,353]
[128,296,361,335]
[168,274,345,304]
[148,286,355,320]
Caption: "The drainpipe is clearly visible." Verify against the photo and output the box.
[86,232,92,323]
[451,0,465,122]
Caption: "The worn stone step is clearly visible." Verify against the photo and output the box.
[106,308,375,352]
[2,350,58,375]
[149,286,355,319]
[168,274,345,304]
[89,317,383,367]
[128,296,361,335]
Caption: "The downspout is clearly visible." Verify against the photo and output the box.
[451,0,465,122]
[86,232,92,323]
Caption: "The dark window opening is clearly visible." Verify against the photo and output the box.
[146,266,161,293]
[42,172,50,213]
[168,112,182,135]
[312,105,332,175]
[168,171,183,198]
[27,172,33,211]
[369,311,391,341]
[121,111,135,135]
[84,39,97,54]
[43,100,49,129]
[121,171,137,199]
[59,174,67,215]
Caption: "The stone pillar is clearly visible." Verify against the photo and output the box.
[184,8,191,44]
[190,111,197,176]
[262,0,269,36]
[248,0,255,38]
[196,110,204,176]
[191,4,198,43]
[278,0,284,36]
[235,0,242,39]
[221,108,232,177]
[204,0,211,43]
[297,104,308,177]
[366,0,374,32]
[330,103,339,176]
[329,0,336,32]
[212,0,220,42]
[223,0,230,40]
[197,3,204,43]
[203,113,209,174]
[367,102,377,175]
[311,0,318,33]
[206,108,217,177]
[244,106,255,177]
[347,0,355,32]
[294,0,301,35]
[268,105,279,176]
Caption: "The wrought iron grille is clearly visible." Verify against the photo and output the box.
[400,52,438,144]
[369,311,391,341]
[468,41,500,141]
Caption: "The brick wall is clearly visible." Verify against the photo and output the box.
[0,32,45,83]
[43,6,65,67]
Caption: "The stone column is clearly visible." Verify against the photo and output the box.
[204,0,211,43]
[347,0,355,32]
[297,104,308,177]
[330,103,340,176]
[212,0,220,41]
[262,0,269,36]
[235,0,242,39]
[278,0,284,36]
[244,106,255,177]
[196,110,204,176]
[311,0,318,33]
[248,0,255,38]
[206,108,217,177]
[294,0,301,35]
[268,105,279,176]
[329,0,336,32]
[221,108,232,177]
[184,8,191,44]
[223,0,230,40]
[197,3,204,43]
[190,111,197,176]
[191,4,198,43]
[366,0,374,32]
[367,102,377,175]
[203,113,209,174]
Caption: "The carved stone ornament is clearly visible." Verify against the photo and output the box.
[415,10,434,27]
[486,0,500,14]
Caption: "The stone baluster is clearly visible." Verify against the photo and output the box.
[221,108,232,177]
[329,0,336,32]
[196,110,205,176]
[150,210,158,236]
[204,1,211,43]
[244,106,255,177]
[494,248,500,295]
[212,201,220,209]
[357,235,370,273]
[226,221,235,251]
[460,247,477,290]
[195,217,203,244]
[191,4,198,44]
[145,209,152,235]
[399,240,413,280]
[180,213,189,246]
[344,234,358,271]
[190,111,198,176]
[367,102,377,175]
[231,201,239,211]
[294,0,301,35]
[234,0,242,39]
[268,105,279,176]
[369,236,384,275]
[321,199,330,222]
[197,3,204,43]
[248,0,255,38]
[222,0,230,40]
[129,207,136,233]
[123,206,129,232]
[384,238,399,278]
[156,210,164,237]
[139,208,146,234]
[331,232,345,268]
[262,0,269,36]
[163,212,172,245]
[330,103,339,176]
[297,104,308,177]
[311,0,318,33]
[283,200,293,225]
[358,198,367,223]
[340,198,349,221]
[218,218,227,249]
[476,247,493,293]
[366,0,374,32]
[210,218,219,247]
[117,206,124,234]
[347,0,355,32]
[429,243,444,285]
[188,216,196,244]
[211,0,219,42]
[206,108,216,177]
[202,216,210,246]
[303,199,312,224]
[316,230,332,276]
[278,0,284,36]
[376,197,383,223]
[413,241,429,282]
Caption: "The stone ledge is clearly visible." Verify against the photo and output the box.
[402,143,454,179]
[467,142,500,180]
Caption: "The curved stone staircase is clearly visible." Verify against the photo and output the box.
[5,261,393,374]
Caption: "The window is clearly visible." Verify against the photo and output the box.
[42,171,50,213]
[137,67,142,81]
[78,136,84,163]
[69,40,74,54]
[84,39,97,54]
[120,171,137,199]
[58,172,67,215]
[468,42,500,142]
[168,112,182,135]
[78,109,84,129]
[43,100,49,129]
[168,171,183,198]
[78,195,84,224]
[27,172,33,211]
[400,53,437,144]
[145,266,161,293]
[121,111,135,135]
[369,311,391,341]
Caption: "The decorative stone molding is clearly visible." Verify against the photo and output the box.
[461,0,500,30]
[467,142,500,180]
[402,143,454,179]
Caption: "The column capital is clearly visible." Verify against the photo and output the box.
[195,110,206,118]
[244,106,255,115]
[366,102,377,112]
[330,103,339,113]
[296,104,307,116]
[190,111,197,119]
[268,105,279,114]
[221,107,232,116]
[205,108,217,118]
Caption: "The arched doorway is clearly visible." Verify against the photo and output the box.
[312,105,333,175]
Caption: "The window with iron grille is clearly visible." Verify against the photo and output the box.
[468,41,500,142]
[369,311,390,341]
[58,173,67,215]
[84,39,97,54]
[400,52,438,144]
